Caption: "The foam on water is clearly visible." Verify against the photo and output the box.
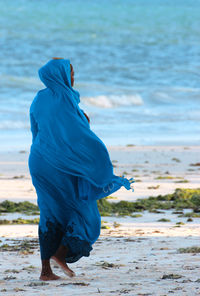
[0,120,29,130]
[0,74,41,86]
[82,94,143,108]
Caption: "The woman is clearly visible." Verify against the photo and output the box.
[29,58,133,281]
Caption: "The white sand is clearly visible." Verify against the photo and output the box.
[0,146,200,295]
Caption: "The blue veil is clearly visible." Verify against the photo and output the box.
[30,59,132,201]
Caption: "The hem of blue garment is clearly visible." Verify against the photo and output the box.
[39,220,93,263]
[39,221,63,260]
[61,236,93,263]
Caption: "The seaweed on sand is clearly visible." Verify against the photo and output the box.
[1,189,199,218]
[178,246,200,253]
[97,198,144,216]
[0,200,39,214]
[95,261,123,269]
[179,212,200,218]
[161,274,182,279]
[97,188,200,216]
[157,218,171,222]
[0,239,38,253]
[0,218,39,225]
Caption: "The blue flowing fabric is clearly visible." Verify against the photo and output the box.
[28,59,132,263]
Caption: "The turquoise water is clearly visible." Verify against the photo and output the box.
[0,0,200,150]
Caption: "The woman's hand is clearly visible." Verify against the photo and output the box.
[83,112,90,124]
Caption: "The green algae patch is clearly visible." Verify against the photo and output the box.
[172,158,181,163]
[131,214,143,218]
[174,180,189,183]
[157,218,171,222]
[101,225,110,229]
[172,211,183,214]
[5,269,20,273]
[13,175,25,179]
[161,274,182,279]
[149,209,164,213]
[148,185,160,189]
[0,218,39,225]
[105,196,117,200]
[178,212,200,218]
[187,218,193,222]
[190,162,200,167]
[113,221,121,228]
[101,220,111,229]
[0,239,38,253]
[97,198,144,216]
[98,188,200,216]
[22,265,36,272]
[26,282,49,287]
[0,219,12,225]
[95,261,124,269]
[3,275,17,280]
[1,189,200,218]
[153,188,200,210]
[122,171,128,175]
[178,246,200,253]
[14,288,26,292]
[155,176,176,180]
[176,221,185,225]
[0,200,39,214]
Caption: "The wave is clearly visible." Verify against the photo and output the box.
[150,86,200,105]
[0,120,29,130]
[81,94,143,108]
[0,74,41,87]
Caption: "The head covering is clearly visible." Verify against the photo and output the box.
[30,59,132,200]
[38,59,80,104]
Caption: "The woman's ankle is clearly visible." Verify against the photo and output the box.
[53,245,69,261]
[41,259,52,276]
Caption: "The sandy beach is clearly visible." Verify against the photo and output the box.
[0,145,200,295]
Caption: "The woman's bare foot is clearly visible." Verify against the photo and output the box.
[51,245,75,277]
[40,273,60,281]
[40,259,60,281]
[51,256,75,277]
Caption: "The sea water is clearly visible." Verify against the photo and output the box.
[0,0,200,151]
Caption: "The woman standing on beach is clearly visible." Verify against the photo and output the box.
[28,58,132,281]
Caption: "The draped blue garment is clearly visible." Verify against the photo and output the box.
[29,59,132,262]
